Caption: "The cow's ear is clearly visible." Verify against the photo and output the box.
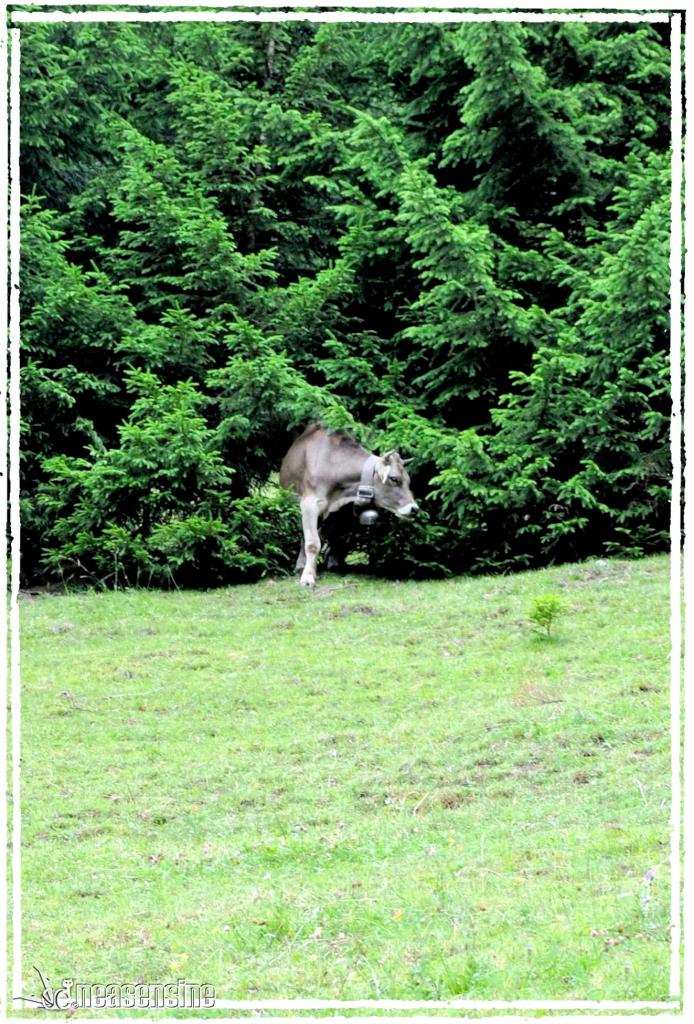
[375,458,390,484]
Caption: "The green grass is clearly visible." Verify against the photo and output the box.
[18,554,673,1002]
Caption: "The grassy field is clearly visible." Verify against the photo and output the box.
[18,554,673,1002]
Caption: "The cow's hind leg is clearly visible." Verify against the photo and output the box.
[299,495,321,587]
[322,515,348,573]
[295,536,306,573]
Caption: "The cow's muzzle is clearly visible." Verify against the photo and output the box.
[397,502,419,517]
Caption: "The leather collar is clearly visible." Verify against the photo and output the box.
[354,453,378,506]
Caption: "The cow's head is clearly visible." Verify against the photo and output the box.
[372,451,419,518]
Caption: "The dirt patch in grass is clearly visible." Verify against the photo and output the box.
[513,679,564,706]
[329,604,382,619]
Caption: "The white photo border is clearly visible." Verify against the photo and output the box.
[2,2,687,1019]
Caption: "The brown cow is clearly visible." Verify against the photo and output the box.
[280,424,419,586]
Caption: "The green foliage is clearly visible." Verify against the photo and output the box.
[20,21,673,586]
[529,594,565,639]
[34,371,298,586]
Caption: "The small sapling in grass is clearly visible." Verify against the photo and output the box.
[528,594,565,639]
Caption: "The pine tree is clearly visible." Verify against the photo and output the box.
[18,20,673,584]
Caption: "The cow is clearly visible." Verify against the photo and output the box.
[279,424,419,586]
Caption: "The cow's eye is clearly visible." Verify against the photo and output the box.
[389,477,401,486]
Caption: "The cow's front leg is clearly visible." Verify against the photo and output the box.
[299,495,322,587]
